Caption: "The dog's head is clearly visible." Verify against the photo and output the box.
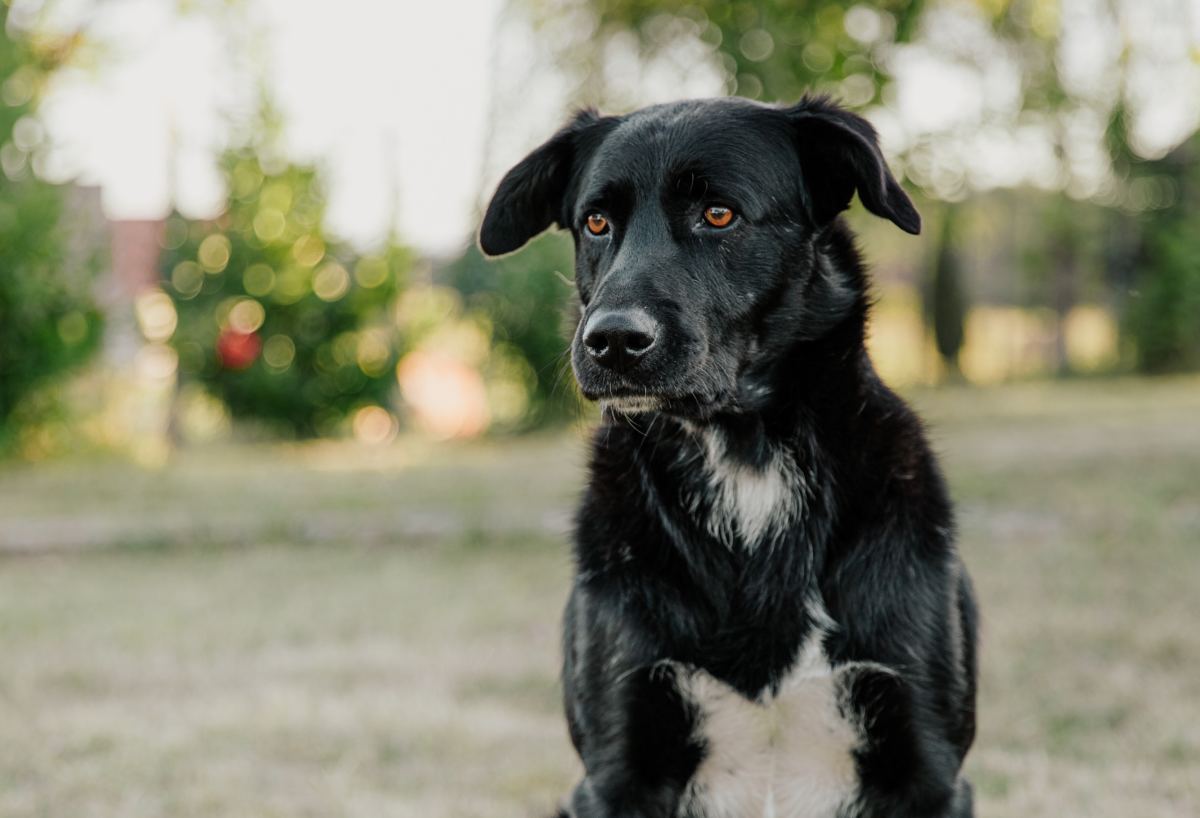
[479,96,919,419]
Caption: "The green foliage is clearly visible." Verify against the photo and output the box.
[528,0,924,105]
[1128,229,1200,372]
[1124,138,1200,373]
[597,0,922,102]
[0,186,102,432]
[0,6,101,447]
[446,232,579,427]
[162,151,409,436]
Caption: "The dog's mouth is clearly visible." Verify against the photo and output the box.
[600,395,663,415]
[593,389,730,419]
[573,345,736,419]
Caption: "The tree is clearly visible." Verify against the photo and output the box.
[524,0,925,104]
[1123,134,1200,372]
[976,0,1200,373]
[162,148,409,437]
[0,6,100,450]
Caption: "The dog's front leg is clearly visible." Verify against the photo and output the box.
[843,667,974,818]
[562,589,700,818]
[563,663,699,818]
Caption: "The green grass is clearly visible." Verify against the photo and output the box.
[1,377,1198,817]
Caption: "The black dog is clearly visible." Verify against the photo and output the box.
[480,96,978,818]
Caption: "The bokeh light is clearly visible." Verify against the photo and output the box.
[171,260,204,298]
[227,298,266,334]
[197,234,231,273]
[292,234,325,267]
[135,290,178,342]
[253,209,286,241]
[351,404,397,445]
[354,256,389,289]
[262,334,296,370]
[397,350,489,440]
[312,262,350,302]
[243,263,275,296]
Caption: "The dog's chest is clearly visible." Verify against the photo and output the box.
[684,429,805,550]
[675,632,863,818]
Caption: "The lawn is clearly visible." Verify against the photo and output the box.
[1,377,1198,817]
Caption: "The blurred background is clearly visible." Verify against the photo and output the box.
[1,0,1197,815]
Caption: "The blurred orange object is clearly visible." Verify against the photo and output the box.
[397,350,489,439]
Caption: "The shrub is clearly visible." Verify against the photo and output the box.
[1124,137,1200,373]
[162,151,409,436]
[0,9,101,451]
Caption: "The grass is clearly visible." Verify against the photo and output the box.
[1,376,1198,817]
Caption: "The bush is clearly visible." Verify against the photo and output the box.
[162,151,409,437]
[1126,222,1200,373]
[1124,137,1200,373]
[0,8,102,451]
[0,183,102,442]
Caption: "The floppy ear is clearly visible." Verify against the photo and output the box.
[786,96,921,235]
[479,109,607,256]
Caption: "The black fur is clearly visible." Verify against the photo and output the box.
[480,96,977,818]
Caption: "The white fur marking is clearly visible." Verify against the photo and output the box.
[696,430,801,549]
[678,603,869,818]
[603,396,662,414]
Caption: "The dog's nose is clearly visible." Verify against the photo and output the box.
[582,309,659,372]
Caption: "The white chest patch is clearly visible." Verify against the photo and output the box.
[675,624,869,818]
[692,430,804,549]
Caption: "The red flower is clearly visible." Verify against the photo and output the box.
[217,330,262,370]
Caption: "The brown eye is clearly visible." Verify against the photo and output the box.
[585,213,609,235]
[703,206,734,228]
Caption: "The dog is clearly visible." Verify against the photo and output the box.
[479,95,978,818]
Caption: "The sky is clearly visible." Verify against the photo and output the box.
[21,0,1200,257]
[35,0,505,255]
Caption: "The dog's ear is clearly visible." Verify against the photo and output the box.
[479,109,609,256]
[785,96,920,235]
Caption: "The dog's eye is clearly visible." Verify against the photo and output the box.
[703,206,735,228]
[585,213,609,236]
